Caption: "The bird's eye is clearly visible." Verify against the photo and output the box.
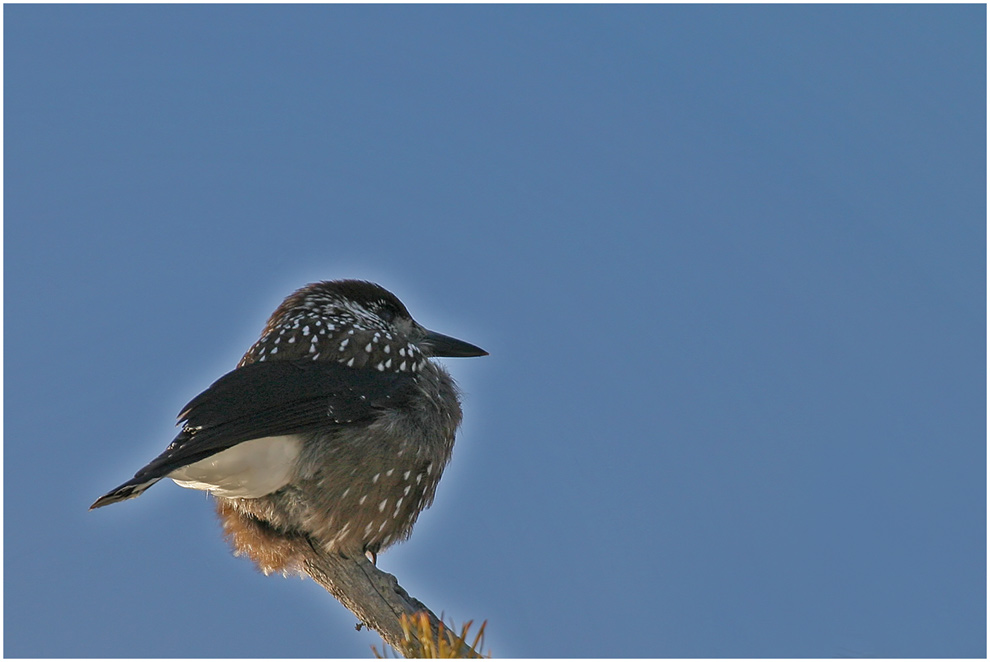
[377,303,396,324]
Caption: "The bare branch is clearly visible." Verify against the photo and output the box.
[299,537,481,657]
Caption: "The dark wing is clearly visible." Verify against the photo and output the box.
[90,360,414,508]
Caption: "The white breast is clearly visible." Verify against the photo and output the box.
[168,435,303,498]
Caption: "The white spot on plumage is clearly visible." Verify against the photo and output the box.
[358,495,368,505]
[378,499,388,512]
[303,326,310,336]
[365,343,373,353]
[347,357,355,367]
[372,473,380,483]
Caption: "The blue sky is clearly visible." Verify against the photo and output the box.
[4,4,985,658]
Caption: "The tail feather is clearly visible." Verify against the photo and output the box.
[90,477,162,510]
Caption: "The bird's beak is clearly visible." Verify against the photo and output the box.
[421,329,488,357]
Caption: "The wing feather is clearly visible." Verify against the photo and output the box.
[91,360,414,508]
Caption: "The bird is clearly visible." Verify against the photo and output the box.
[91,279,487,573]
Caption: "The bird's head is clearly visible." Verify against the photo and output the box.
[240,280,487,371]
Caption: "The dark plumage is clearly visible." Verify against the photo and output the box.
[92,280,486,573]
